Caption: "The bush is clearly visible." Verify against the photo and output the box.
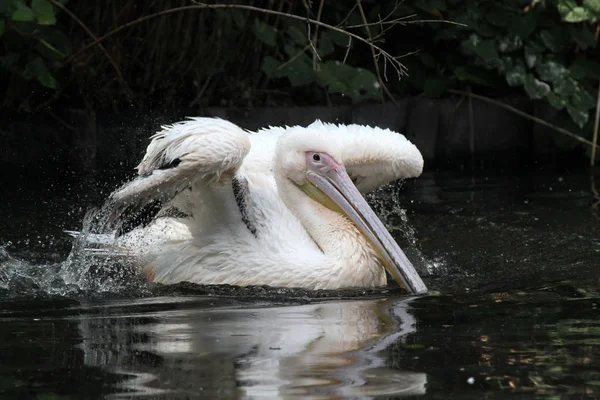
[0,0,598,155]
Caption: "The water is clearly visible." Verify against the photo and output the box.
[1,166,599,399]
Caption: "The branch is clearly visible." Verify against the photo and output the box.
[345,17,467,28]
[356,0,386,102]
[277,44,312,71]
[591,81,600,166]
[311,0,325,70]
[50,0,131,100]
[67,3,409,79]
[448,89,600,151]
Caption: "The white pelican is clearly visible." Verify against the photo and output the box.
[95,118,427,293]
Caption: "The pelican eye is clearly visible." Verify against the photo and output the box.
[312,154,321,162]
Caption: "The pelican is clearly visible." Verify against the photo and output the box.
[93,118,427,293]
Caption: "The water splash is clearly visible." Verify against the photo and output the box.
[1,179,433,299]
[0,222,149,300]
[366,182,435,277]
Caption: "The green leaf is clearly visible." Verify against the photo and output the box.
[497,35,523,53]
[524,44,541,69]
[423,76,447,97]
[436,28,458,41]
[461,33,481,56]
[524,74,550,99]
[419,52,437,69]
[35,27,71,60]
[485,10,510,27]
[505,63,526,87]
[0,0,11,15]
[231,9,246,29]
[253,20,277,47]
[32,0,55,25]
[328,81,348,95]
[566,104,589,128]
[280,58,314,87]
[323,60,356,83]
[317,33,334,57]
[25,57,56,88]
[461,34,499,61]
[286,24,307,46]
[0,53,20,73]
[585,0,600,12]
[261,56,280,78]
[546,91,567,110]
[508,12,537,38]
[475,39,499,61]
[12,1,35,21]
[563,6,592,22]
[474,22,495,38]
[536,60,569,84]
[455,66,497,86]
[315,65,337,87]
[350,68,380,102]
[556,0,579,18]
[323,29,348,47]
[539,29,565,52]
[569,58,600,79]
[554,77,577,97]
[568,26,597,49]
[571,87,596,110]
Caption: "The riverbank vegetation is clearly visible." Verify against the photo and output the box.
[0,0,598,162]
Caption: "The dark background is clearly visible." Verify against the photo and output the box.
[1,0,599,180]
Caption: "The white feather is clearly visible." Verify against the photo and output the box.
[95,118,424,290]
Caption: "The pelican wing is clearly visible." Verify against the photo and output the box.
[309,121,424,193]
[105,118,250,231]
[251,121,424,193]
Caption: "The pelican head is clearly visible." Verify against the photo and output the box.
[276,128,427,294]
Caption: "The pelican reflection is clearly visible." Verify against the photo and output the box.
[76,296,427,398]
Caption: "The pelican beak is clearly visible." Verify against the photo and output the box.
[306,166,428,295]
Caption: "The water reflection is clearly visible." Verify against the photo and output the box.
[392,286,600,399]
[75,297,426,398]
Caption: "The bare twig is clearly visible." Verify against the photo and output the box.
[68,3,409,79]
[188,75,213,107]
[277,44,312,71]
[50,0,131,100]
[346,15,415,28]
[336,2,360,27]
[592,175,600,209]
[311,0,325,70]
[449,89,600,151]
[356,0,387,102]
[342,36,352,64]
[467,87,475,156]
[399,19,467,26]
[591,81,600,166]
[346,17,467,28]
[306,21,321,63]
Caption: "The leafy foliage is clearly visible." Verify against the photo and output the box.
[0,0,597,157]
[390,0,599,143]
[0,0,70,110]
[256,20,381,103]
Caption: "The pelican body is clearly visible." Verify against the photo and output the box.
[100,118,427,294]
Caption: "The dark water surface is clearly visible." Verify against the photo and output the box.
[1,166,599,399]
